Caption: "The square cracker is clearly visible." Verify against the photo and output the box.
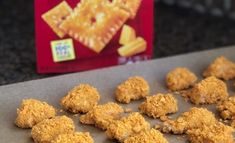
[112,0,142,19]
[60,0,130,53]
[42,1,72,38]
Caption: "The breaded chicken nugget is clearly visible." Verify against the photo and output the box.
[31,116,75,143]
[51,132,94,143]
[123,129,168,143]
[203,56,235,80]
[187,122,234,143]
[185,76,228,105]
[61,84,100,113]
[217,96,235,120]
[166,67,197,91]
[162,107,217,134]
[15,99,56,128]
[80,102,124,130]
[139,93,178,119]
[115,76,150,103]
[106,112,150,142]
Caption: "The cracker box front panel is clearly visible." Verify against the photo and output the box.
[35,0,154,73]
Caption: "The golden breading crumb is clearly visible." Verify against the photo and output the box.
[124,108,133,113]
[187,122,234,143]
[31,116,75,143]
[217,96,235,120]
[231,119,235,128]
[162,107,217,134]
[123,129,168,143]
[51,132,94,143]
[80,102,124,130]
[106,112,150,142]
[185,76,228,105]
[166,67,197,91]
[15,99,56,128]
[139,93,178,119]
[203,56,235,80]
[60,84,100,113]
[115,76,150,103]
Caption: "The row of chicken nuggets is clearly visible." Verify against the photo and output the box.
[14,56,235,143]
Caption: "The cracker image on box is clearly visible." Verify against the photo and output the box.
[166,67,197,91]
[106,112,150,142]
[31,116,75,143]
[162,107,217,134]
[115,76,150,103]
[42,1,72,38]
[186,122,234,143]
[60,0,130,53]
[112,0,142,19]
[119,25,136,45]
[118,37,147,57]
[139,93,178,120]
[184,76,228,105]
[15,99,56,129]
[203,56,235,80]
[80,102,124,130]
[51,132,94,143]
[123,129,168,143]
[61,84,100,113]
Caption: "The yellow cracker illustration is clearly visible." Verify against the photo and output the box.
[42,1,72,38]
[113,0,142,19]
[60,0,130,53]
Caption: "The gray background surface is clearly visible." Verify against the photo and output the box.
[0,47,234,143]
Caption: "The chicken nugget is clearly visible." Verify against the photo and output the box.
[115,76,150,103]
[187,122,234,143]
[162,107,217,134]
[106,112,150,142]
[51,132,94,143]
[185,76,228,105]
[217,96,235,120]
[166,67,197,91]
[61,84,100,113]
[80,102,124,130]
[123,129,168,143]
[203,56,235,80]
[31,116,75,143]
[15,99,56,128]
[139,93,178,119]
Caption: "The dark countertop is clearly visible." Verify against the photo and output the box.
[0,1,235,85]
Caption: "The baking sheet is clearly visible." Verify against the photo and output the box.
[0,47,235,143]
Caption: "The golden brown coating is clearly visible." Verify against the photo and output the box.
[15,99,56,128]
[115,76,150,103]
[61,84,100,113]
[106,112,150,142]
[31,116,75,143]
[217,96,235,120]
[50,132,94,143]
[123,129,168,143]
[139,93,178,119]
[231,120,235,128]
[166,67,197,91]
[80,102,124,130]
[162,107,217,134]
[187,122,234,143]
[185,76,228,105]
[203,56,235,80]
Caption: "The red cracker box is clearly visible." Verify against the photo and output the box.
[35,0,154,73]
